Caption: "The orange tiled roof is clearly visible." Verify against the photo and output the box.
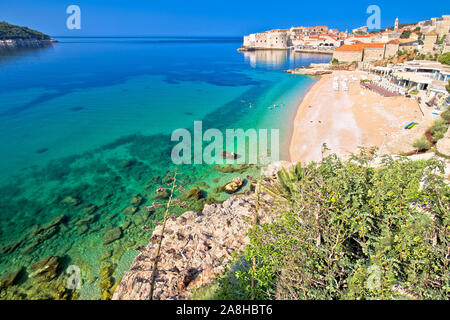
[336,43,385,52]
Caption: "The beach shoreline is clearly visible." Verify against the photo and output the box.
[289,71,434,164]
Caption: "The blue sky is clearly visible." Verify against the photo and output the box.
[0,0,446,36]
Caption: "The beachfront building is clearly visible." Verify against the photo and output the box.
[369,60,450,83]
[392,71,433,91]
[333,41,399,63]
[367,60,450,107]
[400,60,450,82]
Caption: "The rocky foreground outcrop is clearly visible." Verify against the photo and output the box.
[111,161,295,300]
[112,196,264,300]
[283,62,357,76]
[284,63,332,76]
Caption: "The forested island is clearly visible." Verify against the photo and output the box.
[0,21,52,40]
[0,22,56,49]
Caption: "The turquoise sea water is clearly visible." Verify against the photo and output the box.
[0,37,330,299]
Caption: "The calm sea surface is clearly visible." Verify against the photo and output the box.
[0,37,330,299]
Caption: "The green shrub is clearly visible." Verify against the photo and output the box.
[400,30,412,39]
[438,52,450,65]
[430,118,449,142]
[412,136,431,151]
[441,109,450,122]
[437,35,447,45]
[216,153,449,300]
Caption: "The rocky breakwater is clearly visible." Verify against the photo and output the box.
[284,63,333,76]
[112,196,255,300]
[112,162,293,300]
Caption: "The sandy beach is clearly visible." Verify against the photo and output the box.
[289,71,436,164]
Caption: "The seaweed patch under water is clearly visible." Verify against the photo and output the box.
[0,125,258,300]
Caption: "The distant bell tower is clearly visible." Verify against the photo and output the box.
[394,17,399,31]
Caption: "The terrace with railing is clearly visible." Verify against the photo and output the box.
[360,80,403,97]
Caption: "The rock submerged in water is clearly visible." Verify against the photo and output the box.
[121,220,131,230]
[30,256,60,281]
[61,196,81,206]
[130,194,144,206]
[83,205,98,215]
[155,188,170,199]
[213,164,249,174]
[98,262,118,300]
[44,214,67,228]
[0,268,23,289]
[77,224,89,235]
[103,227,122,245]
[123,206,137,215]
[179,188,204,201]
[120,159,136,168]
[35,148,49,154]
[75,215,96,226]
[223,177,244,194]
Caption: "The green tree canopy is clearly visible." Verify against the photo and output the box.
[0,21,51,40]
[400,30,412,39]
[438,52,450,65]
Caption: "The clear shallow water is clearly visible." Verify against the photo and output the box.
[0,37,330,299]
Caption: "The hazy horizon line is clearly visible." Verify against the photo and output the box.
[52,35,243,38]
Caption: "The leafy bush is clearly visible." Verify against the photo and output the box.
[400,30,412,39]
[430,118,449,142]
[412,136,431,151]
[438,52,450,66]
[437,35,447,45]
[441,109,450,122]
[217,153,449,300]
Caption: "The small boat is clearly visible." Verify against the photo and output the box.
[404,122,419,130]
